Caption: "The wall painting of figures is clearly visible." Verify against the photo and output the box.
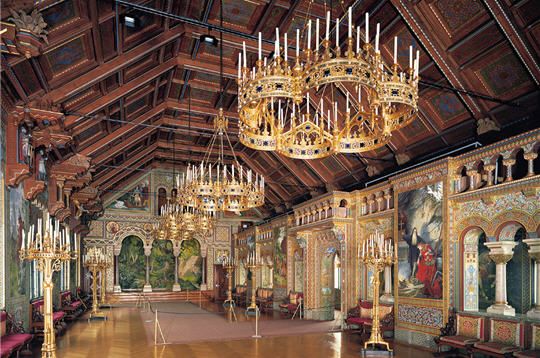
[397,181,443,299]
[118,236,146,290]
[149,240,175,290]
[107,178,150,211]
[273,226,287,288]
[178,239,202,290]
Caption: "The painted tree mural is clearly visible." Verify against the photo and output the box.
[118,236,146,290]
[178,239,202,290]
[149,240,175,290]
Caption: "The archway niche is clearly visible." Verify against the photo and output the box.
[504,224,530,314]
[118,235,146,291]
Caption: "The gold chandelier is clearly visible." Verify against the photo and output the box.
[153,202,215,241]
[179,108,265,212]
[237,9,419,159]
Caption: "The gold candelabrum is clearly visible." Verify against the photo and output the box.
[360,231,396,352]
[245,252,262,314]
[222,256,237,307]
[19,212,76,358]
[83,247,109,319]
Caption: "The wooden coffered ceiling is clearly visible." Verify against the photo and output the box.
[2,0,539,217]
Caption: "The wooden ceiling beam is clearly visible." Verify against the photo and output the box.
[80,102,167,157]
[177,54,238,79]
[166,99,239,119]
[45,25,185,104]
[481,0,540,85]
[65,59,178,127]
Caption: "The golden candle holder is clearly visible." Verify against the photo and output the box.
[84,247,108,320]
[222,257,237,308]
[99,257,113,307]
[19,213,76,358]
[245,252,261,315]
[360,232,396,353]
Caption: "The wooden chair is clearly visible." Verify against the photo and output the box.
[346,300,394,338]
[434,310,485,357]
[256,288,273,313]
[473,318,524,357]
[514,323,540,358]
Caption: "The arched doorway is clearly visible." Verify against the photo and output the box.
[149,239,175,290]
[118,235,146,291]
[334,253,341,310]
[178,239,202,290]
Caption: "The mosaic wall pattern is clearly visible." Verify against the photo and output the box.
[397,304,444,328]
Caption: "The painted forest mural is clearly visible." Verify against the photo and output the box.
[149,240,175,290]
[178,239,202,290]
[119,236,146,290]
[273,226,287,288]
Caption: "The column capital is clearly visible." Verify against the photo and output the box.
[484,241,517,259]
[524,152,538,161]
[489,253,514,264]
[502,159,516,166]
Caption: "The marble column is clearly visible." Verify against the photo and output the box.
[200,247,207,291]
[484,164,496,187]
[485,241,517,316]
[172,246,181,292]
[524,152,538,177]
[502,159,515,182]
[113,247,121,293]
[524,237,540,319]
[143,246,152,293]
[380,265,394,303]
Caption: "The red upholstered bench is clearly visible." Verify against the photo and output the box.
[279,291,303,318]
[59,290,83,321]
[30,298,66,337]
[233,286,247,307]
[473,318,524,357]
[0,310,33,358]
[435,311,486,356]
[346,300,394,338]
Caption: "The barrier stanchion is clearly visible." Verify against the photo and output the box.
[154,310,166,345]
[199,290,202,308]
[291,299,303,320]
[252,306,261,338]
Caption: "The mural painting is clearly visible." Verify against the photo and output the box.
[178,239,202,290]
[397,182,443,299]
[320,250,335,320]
[273,226,287,288]
[118,236,146,290]
[107,178,150,211]
[149,240,175,290]
[8,184,28,297]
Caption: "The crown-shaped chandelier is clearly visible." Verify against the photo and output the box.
[237,8,419,159]
[153,202,215,241]
[179,0,265,213]
[179,109,265,212]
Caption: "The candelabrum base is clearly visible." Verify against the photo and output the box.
[361,348,394,357]
[41,349,57,358]
[99,302,112,308]
[89,310,107,320]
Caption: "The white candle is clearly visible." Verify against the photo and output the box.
[275,28,280,58]
[307,20,311,50]
[375,23,380,52]
[326,11,330,41]
[336,17,339,46]
[365,12,369,43]
[296,29,300,58]
[22,231,26,250]
[409,45,413,68]
[242,41,247,67]
[284,33,288,62]
[348,7,352,38]
[394,36,398,64]
[356,26,360,53]
[316,18,320,52]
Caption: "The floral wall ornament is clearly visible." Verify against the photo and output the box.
[7,8,48,58]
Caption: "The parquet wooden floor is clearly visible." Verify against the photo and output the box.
[30,305,434,357]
